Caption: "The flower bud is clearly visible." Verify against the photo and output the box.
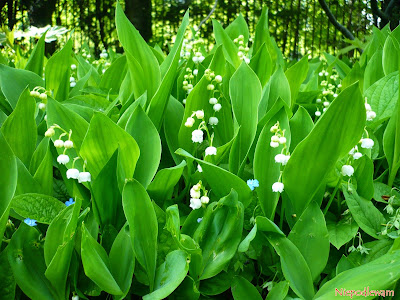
[185,117,195,127]
[215,75,222,83]
[200,196,209,204]
[213,103,222,112]
[45,128,55,137]
[38,103,46,110]
[54,139,64,148]
[208,117,218,125]
[195,110,204,119]
[209,97,218,105]
[64,140,73,149]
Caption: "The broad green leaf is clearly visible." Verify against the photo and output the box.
[118,91,147,128]
[231,276,262,300]
[288,202,329,281]
[212,19,241,68]
[254,107,290,218]
[91,150,123,229]
[143,250,190,300]
[7,224,56,300]
[353,155,374,200]
[229,62,262,175]
[283,83,365,216]
[44,198,82,300]
[324,53,351,78]
[285,55,309,107]
[341,62,364,91]
[365,71,398,128]
[32,139,53,195]
[363,50,384,92]
[0,64,44,108]
[314,250,400,299]
[176,149,253,207]
[1,88,37,166]
[253,7,283,67]
[326,214,359,250]
[122,179,158,291]
[164,96,184,164]
[0,248,15,299]
[265,66,291,113]
[147,161,186,206]
[46,97,89,151]
[126,105,161,188]
[169,276,200,300]
[253,217,315,300]
[45,38,73,101]
[116,2,160,99]
[109,224,135,299]
[199,271,233,296]
[289,106,313,152]
[225,14,249,43]
[81,223,123,295]
[382,35,399,76]
[147,11,189,130]
[193,190,244,280]
[249,43,273,87]
[0,132,17,244]
[80,112,140,181]
[266,281,289,300]
[342,184,385,239]
[25,31,46,76]
[99,55,128,94]
[11,193,65,224]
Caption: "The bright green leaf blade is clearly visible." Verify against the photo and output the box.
[11,193,65,224]
[143,250,190,300]
[122,179,158,291]
[231,276,262,300]
[283,83,365,216]
[326,214,359,250]
[212,19,241,68]
[285,55,309,107]
[25,31,46,76]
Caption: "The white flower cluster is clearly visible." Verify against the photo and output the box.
[99,49,108,59]
[270,121,289,193]
[180,36,205,63]
[182,67,196,99]
[189,181,210,210]
[315,68,341,117]
[30,86,48,110]
[234,35,250,64]
[364,99,376,121]
[45,125,91,184]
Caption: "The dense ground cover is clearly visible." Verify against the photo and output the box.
[0,3,400,299]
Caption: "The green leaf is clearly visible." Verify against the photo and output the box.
[285,55,309,107]
[109,224,135,299]
[231,276,262,300]
[249,43,273,87]
[1,88,37,166]
[266,281,289,300]
[229,62,262,175]
[80,112,140,182]
[365,71,398,128]
[7,224,56,300]
[99,55,128,94]
[176,149,253,207]
[283,83,365,216]
[143,250,190,300]
[147,161,186,206]
[353,155,374,200]
[253,216,315,300]
[46,97,89,151]
[363,50,384,92]
[264,66,291,113]
[115,2,160,99]
[314,250,400,299]
[164,96,184,164]
[288,202,329,281]
[289,106,314,152]
[213,19,241,68]
[81,223,123,295]
[0,132,17,245]
[194,190,244,280]
[45,38,73,101]
[91,150,123,229]
[44,198,82,300]
[11,193,65,224]
[342,184,385,239]
[382,35,400,76]
[254,107,290,218]
[126,105,161,188]
[326,214,359,250]
[225,14,249,43]
[0,248,15,299]
[0,64,44,108]
[25,31,46,76]
[147,11,189,130]
[122,179,158,291]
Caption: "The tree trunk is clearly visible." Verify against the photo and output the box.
[125,0,152,42]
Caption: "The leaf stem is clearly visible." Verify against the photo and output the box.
[323,177,342,215]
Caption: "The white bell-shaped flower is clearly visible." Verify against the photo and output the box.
[57,154,70,165]
[190,198,202,210]
[78,172,91,183]
[341,165,354,177]
[205,146,217,156]
[66,168,80,179]
[272,182,284,193]
[191,129,204,143]
[360,138,374,149]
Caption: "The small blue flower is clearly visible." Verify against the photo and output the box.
[65,198,75,206]
[247,179,259,191]
[24,218,37,226]
[197,218,203,223]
